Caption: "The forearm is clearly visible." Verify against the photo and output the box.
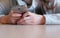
[0,15,11,24]
[39,15,46,25]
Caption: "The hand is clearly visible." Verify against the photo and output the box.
[17,13,34,25]
[8,10,22,24]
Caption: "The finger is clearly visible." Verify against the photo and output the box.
[23,13,30,17]
[12,13,22,17]
[10,18,17,24]
[17,18,25,24]
[11,13,22,20]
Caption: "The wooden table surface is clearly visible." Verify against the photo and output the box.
[0,25,60,38]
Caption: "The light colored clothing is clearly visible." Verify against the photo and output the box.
[0,2,10,16]
[0,2,6,16]
[44,14,60,25]
[45,0,54,14]
[28,0,38,12]
[45,0,60,14]
[54,0,60,13]
[17,0,26,5]
[0,2,5,15]
[54,0,60,6]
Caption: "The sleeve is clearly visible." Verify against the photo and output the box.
[17,0,27,5]
[0,2,10,15]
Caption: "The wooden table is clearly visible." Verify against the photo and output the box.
[46,25,60,38]
[0,25,60,38]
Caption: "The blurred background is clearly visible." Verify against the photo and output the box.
[0,0,60,24]
[0,0,60,15]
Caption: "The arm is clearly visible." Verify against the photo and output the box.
[40,15,46,25]
[0,15,9,24]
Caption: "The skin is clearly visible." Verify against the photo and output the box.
[17,12,45,25]
[0,10,45,25]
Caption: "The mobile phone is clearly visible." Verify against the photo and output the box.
[11,5,28,24]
